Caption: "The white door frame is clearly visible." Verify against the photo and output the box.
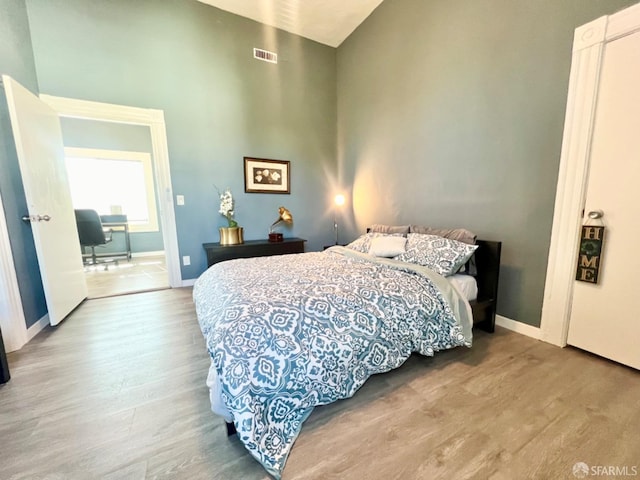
[39,94,182,289]
[0,193,29,352]
[540,3,640,346]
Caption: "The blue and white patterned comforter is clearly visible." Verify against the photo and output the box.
[193,247,472,478]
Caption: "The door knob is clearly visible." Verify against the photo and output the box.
[588,210,604,219]
[21,214,51,222]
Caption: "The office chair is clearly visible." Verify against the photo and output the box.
[74,209,115,268]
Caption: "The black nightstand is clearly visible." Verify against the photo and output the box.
[203,237,306,267]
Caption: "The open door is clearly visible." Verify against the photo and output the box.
[3,75,87,326]
[566,30,640,370]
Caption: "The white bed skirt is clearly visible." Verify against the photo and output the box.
[206,362,233,422]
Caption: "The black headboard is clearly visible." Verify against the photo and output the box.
[363,228,501,298]
[474,240,502,304]
[363,228,502,327]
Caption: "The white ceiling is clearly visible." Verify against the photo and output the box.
[196,0,385,48]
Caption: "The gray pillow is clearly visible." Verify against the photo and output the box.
[409,225,476,245]
[369,224,410,235]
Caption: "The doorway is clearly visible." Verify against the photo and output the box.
[1,83,181,353]
[39,94,182,294]
[60,120,169,298]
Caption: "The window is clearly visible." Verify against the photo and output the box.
[64,147,159,232]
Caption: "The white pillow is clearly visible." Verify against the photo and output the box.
[395,233,478,276]
[369,235,407,257]
[345,232,404,254]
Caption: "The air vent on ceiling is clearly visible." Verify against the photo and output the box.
[253,48,278,64]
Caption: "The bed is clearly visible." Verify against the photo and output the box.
[193,228,501,478]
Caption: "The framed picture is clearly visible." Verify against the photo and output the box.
[244,157,290,194]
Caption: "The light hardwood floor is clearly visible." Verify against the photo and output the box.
[84,255,169,299]
[1,288,638,479]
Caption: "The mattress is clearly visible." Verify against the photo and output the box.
[448,274,478,302]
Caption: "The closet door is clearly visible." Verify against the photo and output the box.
[567,30,640,370]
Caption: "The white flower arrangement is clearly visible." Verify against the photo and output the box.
[217,187,238,227]
[254,169,281,184]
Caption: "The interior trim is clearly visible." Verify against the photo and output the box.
[0,193,29,352]
[26,314,50,342]
[495,315,541,341]
[39,94,182,289]
[540,3,640,346]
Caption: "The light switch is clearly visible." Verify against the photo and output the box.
[183,255,191,266]
[176,195,185,206]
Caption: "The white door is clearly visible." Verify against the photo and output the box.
[3,75,87,326]
[567,31,640,370]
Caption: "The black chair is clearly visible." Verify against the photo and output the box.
[74,209,115,268]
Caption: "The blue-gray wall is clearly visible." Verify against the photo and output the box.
[25,0,338,280]
[336,0,638,326]
[0,0,47,328]
[3,0,638,331]
[60,117,164,254]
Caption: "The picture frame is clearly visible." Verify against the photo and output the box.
[244,157,290,194]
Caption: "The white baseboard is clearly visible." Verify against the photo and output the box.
[26,313,50,341]
[131,250,165,258]
[181,279,197,287]
[495,315,542,340]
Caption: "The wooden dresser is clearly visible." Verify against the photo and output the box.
[203,237,306,267]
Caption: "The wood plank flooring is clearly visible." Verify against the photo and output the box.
[1,288,638,479]
[84,255,169,299]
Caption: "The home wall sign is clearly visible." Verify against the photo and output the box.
[575,225,605,284]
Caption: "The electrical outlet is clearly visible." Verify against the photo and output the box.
[176,195,185,206]
[182,255,191,266]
